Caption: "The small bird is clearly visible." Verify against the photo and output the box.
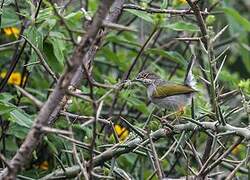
[135,57,197,113]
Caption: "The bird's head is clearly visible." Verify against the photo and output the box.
[135,71,160,86]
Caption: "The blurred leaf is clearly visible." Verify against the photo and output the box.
[125,9,154,23]
[39,18,57,32]
[36,7,53,24]
[238,79,250,94]
[24,26,44,71]
[101,47,129,72]
[146,48,187,66]
[0,93,15,115]
[0,92,14,103]
[65,11,84,28]
[8,123,29,139]
[0,102,15,115]
[238,40,250,72]
[162,21,199,32]
[223,7,250,32]
[4,136,18,152]
[43,35,65,73]
[9,109,33,128]
[1,7,21,28]
[47,32,66,66]
[44,136,59,155]
[106,34,141,47]
[220,69,239,89]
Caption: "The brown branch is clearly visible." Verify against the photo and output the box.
[123,4,209,15]
[185,0,208,47]
[49,0,78,45]
[199,137,244,177]
[0,0,115,178]
[49,0,126,127]
[14,85,44,108]
[148,133,163,179]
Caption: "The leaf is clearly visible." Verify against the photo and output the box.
[101,47,129,71]
[106,34,141,47]
[0,93,14,103]
[4,136,18,152]
[24,26,44,71]
[239,41,250,72]
[36,7,53,23]
[162,21,199,32]
[64,11,84,28]
[47,32,66,66]
[0,93,16,116]
[9,109,33,128]
[39,18,57,32]
[0,102,15,116]
[44,136,59,155]
[223,7,250,32]
[44,31,66,73]
[146,48,187,66]
[8,123,29,139]
[1,7,21,28]
[125,9,154,23]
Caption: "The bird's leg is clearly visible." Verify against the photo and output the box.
[160,109,174,127]
[161,111,176,120]
[170,106,185,125]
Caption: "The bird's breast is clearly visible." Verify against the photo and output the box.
[147,84,156,101]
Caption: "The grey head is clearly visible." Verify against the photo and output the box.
[135,71,161,86]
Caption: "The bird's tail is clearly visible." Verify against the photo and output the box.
[184,55,196,89]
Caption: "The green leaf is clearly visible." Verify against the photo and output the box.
[0,93,14,103]
[1,7,21,28]
[239,41,250,72]
[125,9,154,23]
[64,11,84,28]
[24,26,44,71]
[8,123,29,139]
[39,18,57,32]
[36,7,53,23]
[146,48,187,66]
[0,102,15,116]
[223,7,250,32]
[106,34,141,47]
[9,109,33,128]
[162,21,199,32]
[47,32,66,66]
[101,47,129,71]
[4,136,18,152]
[0,93,16,116]
[44,136,59,155]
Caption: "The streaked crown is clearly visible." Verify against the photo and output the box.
[136,71,160,85]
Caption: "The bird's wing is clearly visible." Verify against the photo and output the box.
[152,84,197,98]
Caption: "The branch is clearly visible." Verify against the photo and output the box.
[40,121,250,179]
[185,0,208,46]
[0,0,115,178]
[123,4,209,15]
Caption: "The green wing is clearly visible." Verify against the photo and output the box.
[152,84,197,98]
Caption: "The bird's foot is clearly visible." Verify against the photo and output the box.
[161,119,174,130]
[176,106,185,116]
